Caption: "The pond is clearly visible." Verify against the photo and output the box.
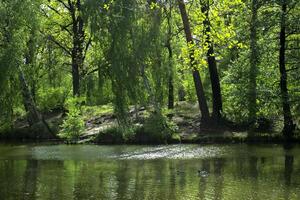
[0,144,300,200]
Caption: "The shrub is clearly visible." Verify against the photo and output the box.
[59,97,85,141]
[94,124,136,144]
[135,112,177,143]
[94,126,124,143]
[37,87,68,111]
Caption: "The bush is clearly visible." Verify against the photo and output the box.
[58,98,85,141]
[94,125,136,144]
[94,126,124,143]
[135,113,177,143]
[37,87,68,111]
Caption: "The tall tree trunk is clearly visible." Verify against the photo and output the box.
[71,53,81,97]
[18,66,41,126]
[201,1,223,122]
[178,70,186,101]
[167,43,174,109]
[249,0,259,123]
[19,66,54,138]
[71,0,84,97]
[177,0,210,122]
[20,32,41,126]
[279,1,294,137]
[19,33,55,137]
[166,5,174,109]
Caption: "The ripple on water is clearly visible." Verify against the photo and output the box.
[28,144,228,160]
[1,143,290,161]
[113,145,226,160]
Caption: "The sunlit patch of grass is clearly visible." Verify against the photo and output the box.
[183,133,198,140]
[232,132,248,138]
[164,101,200,120]
[81,104,114,121]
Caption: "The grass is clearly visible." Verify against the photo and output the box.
[81,104,114,121]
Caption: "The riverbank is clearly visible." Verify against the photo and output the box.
[2,128,300,145]
[0,102,299,144]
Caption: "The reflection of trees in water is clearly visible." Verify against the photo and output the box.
[73,161,100,200]
[115,161,130,200]
[198,159,210,200]
[131,161,146,199]
[0,160,27,199]
[178,163,186,191]
[249,156,258,178]
[213,158,226,200]
[98,171,106,198]
[235,157,248,179]
[249,156,258,200]
[154,160,169,199]
[22,160,66,200]
[284,155,293,186]
[22,160,38,200]
[167,161,177,200]
[42,160,65,200]
[2,145,300,200]
[283,144,294,200]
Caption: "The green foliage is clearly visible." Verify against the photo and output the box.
[59,98,85,141]
[37,87,68,111]
[182,74,197,103]
[137,113,177,143]
[0,0,300,140]
[95,125,136,144]
[95,126,124,144]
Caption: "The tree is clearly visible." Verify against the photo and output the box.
[278,0,295,137]
[165,1,175,110]
[177,0,210,123]
[42,0,91,96]
[248,0,260,123]
[200,0,223,122]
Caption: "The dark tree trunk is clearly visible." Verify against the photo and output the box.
[249,0,259,123]
[168,75,174,109]
[70,0,85,97]
[201,2,223,122]
[177,0,210,122]
[71,55,81,96]
[166,43,174,109]
[166,4,174,110]
[279,1,294,137]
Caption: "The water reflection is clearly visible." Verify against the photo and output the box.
[283,144,295,200]
[213,158,225,200]
[23,160,38,200]
[0,144,299,200]
[198,159,210,200]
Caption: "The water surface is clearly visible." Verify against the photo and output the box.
[0,144,299,200]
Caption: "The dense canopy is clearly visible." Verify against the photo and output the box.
[0,0,299,142]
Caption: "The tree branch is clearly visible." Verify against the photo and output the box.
[56,0,71,11]
[48,35,72,56]
[83,37,92,62]
[46,4,63,16]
